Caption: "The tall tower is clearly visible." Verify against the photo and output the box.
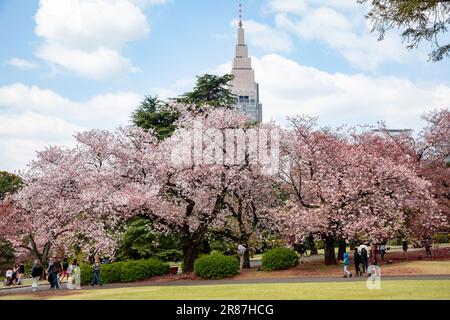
[231,4,263,122]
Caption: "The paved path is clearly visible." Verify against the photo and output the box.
[2,274,449,296]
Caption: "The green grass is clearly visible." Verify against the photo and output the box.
[2,280,449,300]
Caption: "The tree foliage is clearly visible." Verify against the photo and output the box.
[131,96,179,141]
[116,217,181,261]
[359,0,450,61]
[0,171,23,200]
[177,74,236,109]
[131,74,236,141]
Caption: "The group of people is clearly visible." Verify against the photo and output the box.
[2,256,106,292]
[345,243,381,278]
[3,261,25,286]
[45,257,81,290]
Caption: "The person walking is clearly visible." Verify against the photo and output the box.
[424,238,432,258]
[91,257,103,287]
[358,244,369,274]
[379,243,386,262]
[353,247,362,276]
[294,243,307,264]
[237,244,247,269]
[46,258,54,287]
[67,259,81,290]
[31,259,43,292]
[59,258,69,283]
[16,261,25,285]
[340,253,352,278]
[12,263,20,285]
[402,240,408,260]
[370,243,378,266]
[49,258,62,289]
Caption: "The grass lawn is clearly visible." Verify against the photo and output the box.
[2,280,449,300]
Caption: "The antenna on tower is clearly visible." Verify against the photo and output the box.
[239,3,243,28]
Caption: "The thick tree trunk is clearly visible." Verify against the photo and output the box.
[337,238,346,261]
[182,237,200,273]
[200,239,211,254]
[308,235,318,255]
[324,235,337,265]
[243,242,251,268]
[349,239,356,251]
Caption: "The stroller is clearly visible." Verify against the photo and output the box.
[3,269,16,286]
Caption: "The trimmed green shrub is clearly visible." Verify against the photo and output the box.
[79,258,169,285]
[80,264,92,286]
[433,233,449,244]
[193,253,240,279]
[262,247,299,271]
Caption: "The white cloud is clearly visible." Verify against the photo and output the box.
[0,112,82,173]
[265,0,424,71]
[207,54,450,130]
[230,19,293,52]
[0,83,143,171]
[34,0,152,79]
[36,43,140,80]
[130,0,170,7]
[6,58,38,70]
[251,54,450,129]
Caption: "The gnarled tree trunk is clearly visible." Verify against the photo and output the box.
[243,241,251,268]
[324,235,337,265]
[182,236,201,273]
[308,234,318,255]
[337,238,346,261]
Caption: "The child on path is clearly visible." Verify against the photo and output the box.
[341,252,352,278]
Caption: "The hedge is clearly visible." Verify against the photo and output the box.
[80,258,169,285]
[193,253,240,279]
[261,247,299,271]
[433,233,449,244]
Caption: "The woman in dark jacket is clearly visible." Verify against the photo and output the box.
[353,248,362,276]
[31,259,43,292]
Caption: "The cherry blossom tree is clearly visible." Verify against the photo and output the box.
[370,109,450,236]
[278,115,445,265]
[0,140,125,264]
[74,105,279,272]
[210,147,282,268]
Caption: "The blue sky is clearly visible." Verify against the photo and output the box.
[1,0,450,172]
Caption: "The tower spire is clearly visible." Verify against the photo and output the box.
[238,3,243,28]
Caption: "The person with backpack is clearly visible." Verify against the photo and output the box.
[353,247,362,276]
[31,259,43,292]
[358,244,369,274]
[340,252,352,278]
